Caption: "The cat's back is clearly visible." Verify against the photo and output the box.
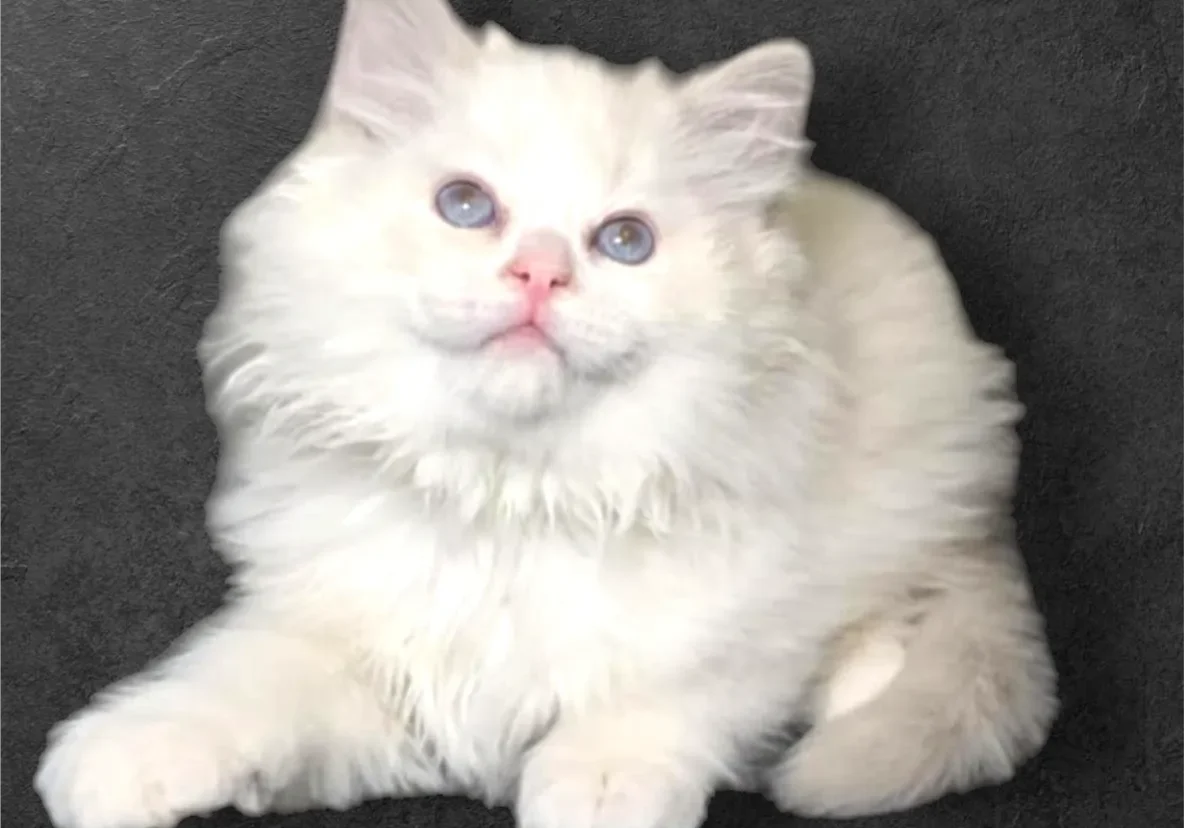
[781,171,1023,554]
[782,168,1017,398]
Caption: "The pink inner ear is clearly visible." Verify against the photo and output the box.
[320,0,475,136]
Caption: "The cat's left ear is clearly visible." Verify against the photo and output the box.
[318,0,479,139]
[673,40,814,208]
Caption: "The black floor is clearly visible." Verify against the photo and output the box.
[3,0,1181,826]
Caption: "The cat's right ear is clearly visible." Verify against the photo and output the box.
[318,0,477,139]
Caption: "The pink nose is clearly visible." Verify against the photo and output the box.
[503,231,574,300]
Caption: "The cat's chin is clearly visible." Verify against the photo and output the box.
[445,341,574,425]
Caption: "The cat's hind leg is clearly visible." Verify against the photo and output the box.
[768,543,1057,817]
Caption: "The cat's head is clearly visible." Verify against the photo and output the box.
[207,0,813,470]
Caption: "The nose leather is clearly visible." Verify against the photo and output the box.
[504,231,574,311]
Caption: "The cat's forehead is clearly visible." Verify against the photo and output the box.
[467,47,665,126]
[439,48,674,223]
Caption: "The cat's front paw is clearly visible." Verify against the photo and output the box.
[35,707,246,828]
[515,737,709,828]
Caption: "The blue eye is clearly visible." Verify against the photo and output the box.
[592,216,655,265]
[435,179,497,229]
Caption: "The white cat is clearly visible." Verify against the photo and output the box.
[35,1,1058,826]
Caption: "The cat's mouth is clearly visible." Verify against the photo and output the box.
[481,313,650,382]
[407,299,562,357]
[489,322,555,350]
[410,302,642,380]
[476,307,571,360]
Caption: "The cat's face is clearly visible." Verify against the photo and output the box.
[339,50,728,423]
[215,0,813,445]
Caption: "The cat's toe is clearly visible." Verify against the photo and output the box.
[36,709,244,828]
[516,741,708,828]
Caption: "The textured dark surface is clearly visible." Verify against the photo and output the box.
[3,0,1181,826]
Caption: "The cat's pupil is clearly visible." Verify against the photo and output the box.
[456,186,477,208]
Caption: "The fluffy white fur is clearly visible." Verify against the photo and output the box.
[35,2,1057,827]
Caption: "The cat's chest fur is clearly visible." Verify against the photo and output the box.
[214,449,811,779]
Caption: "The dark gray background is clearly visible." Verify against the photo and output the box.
[3,0,1181,826]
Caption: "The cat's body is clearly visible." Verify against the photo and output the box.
[35,2,1057,827]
